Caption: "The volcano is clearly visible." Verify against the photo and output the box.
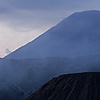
[26,72,100,100]
[5,10,100,59]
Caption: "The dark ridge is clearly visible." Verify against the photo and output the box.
[26,72,100,100]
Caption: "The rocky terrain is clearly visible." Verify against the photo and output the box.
[26,72,100,100]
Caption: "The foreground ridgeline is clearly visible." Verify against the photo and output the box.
[26,72,100,100]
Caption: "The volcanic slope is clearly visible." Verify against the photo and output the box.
[26,72,100,100]
[5,10,100,59]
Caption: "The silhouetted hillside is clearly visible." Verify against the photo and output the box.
[26,72,100,100]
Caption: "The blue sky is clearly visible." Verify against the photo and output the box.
[0,0,100,57]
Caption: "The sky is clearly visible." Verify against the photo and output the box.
[0,0,100,57]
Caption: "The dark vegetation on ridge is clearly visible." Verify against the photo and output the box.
[26,72,100,100]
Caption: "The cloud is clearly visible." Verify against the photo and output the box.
[5,49,11,55]
[0,0,100,33]
[0,0,100,11]
[0,0,77,10]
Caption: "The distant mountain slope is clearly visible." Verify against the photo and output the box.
[26,72,100,100]
[5,10,100,59]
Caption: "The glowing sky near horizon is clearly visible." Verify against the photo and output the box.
[0,0,100,57]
